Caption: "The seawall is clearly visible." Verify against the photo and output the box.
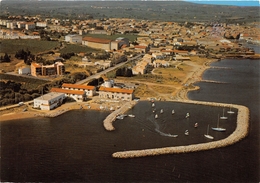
[103,101,137,131]
[112,100,249,158]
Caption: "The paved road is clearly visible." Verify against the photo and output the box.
[76,53,144,84]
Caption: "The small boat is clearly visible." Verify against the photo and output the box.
[185,112,190,118]
[172,110,175,114]
[204,124,214,140]
[160,109,163,114]
[155,114,158,119]
[185,130,189,135]
[194,123,198,128]
[153,109,156,113]
[116,115,124,120]
[212,114,226,132]
[227,106,235,114]
[128,114,135,118]
[152,103,155,107]
[220,108,228,120]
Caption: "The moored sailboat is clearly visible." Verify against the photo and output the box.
[220,108,228,120]
[204,124,214,139]
[227,106,235,114]
[212,114,226,132]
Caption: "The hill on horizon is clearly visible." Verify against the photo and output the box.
[0,1,259,23]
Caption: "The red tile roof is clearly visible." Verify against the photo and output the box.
[99,86,134,94]
[51,88,84,95]
[62,83,95,90]
[82,37,111,44]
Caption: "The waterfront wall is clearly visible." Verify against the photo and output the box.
[112,100,249,158]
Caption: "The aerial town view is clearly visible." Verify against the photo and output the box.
[0,0,259,182]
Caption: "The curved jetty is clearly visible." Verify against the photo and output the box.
[112,100,249,158]
[103,101,137,131]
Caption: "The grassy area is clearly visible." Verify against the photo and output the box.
[60,44,99,54]
[133,84,157,98]
[0,39,59,54]
[83,34,138,42]
[0,74,49,89]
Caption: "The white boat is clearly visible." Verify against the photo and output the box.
[155,114,158,119]
[220,109,228,120]
[204,124,214,139]
[152,103,155,107]
[116,115,124,120]
[194,123,198,128]
[172,110,175,114]
[185,130,189,135]
[212,114,226,132]
[128,114,135,118]
[227,106,235,114]
[160,109,163,114]
[185,112,190,118]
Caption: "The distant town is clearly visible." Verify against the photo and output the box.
[0,6,259,114]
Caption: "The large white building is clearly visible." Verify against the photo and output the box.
[33,92,66,110]
[65,34,82,44]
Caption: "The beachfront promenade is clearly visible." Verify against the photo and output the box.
[103,99,249,158]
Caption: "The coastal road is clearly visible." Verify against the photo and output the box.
[76,53,144,84]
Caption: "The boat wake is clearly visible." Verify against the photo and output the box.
[148,116,178,138]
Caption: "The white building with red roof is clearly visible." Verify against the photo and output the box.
[99,86,134,101]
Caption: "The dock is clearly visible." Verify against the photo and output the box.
[103,101,137,131]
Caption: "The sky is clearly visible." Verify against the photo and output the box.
[184,0,259,6]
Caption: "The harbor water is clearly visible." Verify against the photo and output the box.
[1,58,259,182]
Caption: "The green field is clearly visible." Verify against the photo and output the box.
[0,39,59,54]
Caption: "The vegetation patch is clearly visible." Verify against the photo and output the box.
[0,40,59,54]
[133,84,157,98]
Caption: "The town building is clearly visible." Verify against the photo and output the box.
[18,67,31,75]
[82,37,112,50]
[51,88,86,102]
[33,92,66,110]
[25,22,35,30]
[31,62,65,77]
[65,34,82,44]
[62,83,96,97]
[99,86,134,101]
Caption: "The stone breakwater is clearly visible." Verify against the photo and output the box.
[103,101,137,131]
[112,100,249,158]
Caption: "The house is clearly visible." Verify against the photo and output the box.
[62,83,96,97]
[36,22,47,28]
[51,88,86,102]
[99,86,134,101]
[132,61,149,75]
[152,52,164,59]
[65,34,82,44]
[25,22,35,30]
[33,92,66,110]
[82,37,112,50]
[18,67,31,75]
[134,45,148,53]
[173,55,191,61]
[153,60,169,68]
[31,62,65,77]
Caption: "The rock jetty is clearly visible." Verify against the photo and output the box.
[112,100,249,158]
[103,101,137,131]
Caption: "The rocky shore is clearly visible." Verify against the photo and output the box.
[112,100,249,158]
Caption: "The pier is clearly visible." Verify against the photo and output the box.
[112,100,249,158]
[103,101,137,131]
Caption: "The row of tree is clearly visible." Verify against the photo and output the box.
[0,53,11,63]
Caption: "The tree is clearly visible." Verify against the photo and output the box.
[3,53,10,62]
